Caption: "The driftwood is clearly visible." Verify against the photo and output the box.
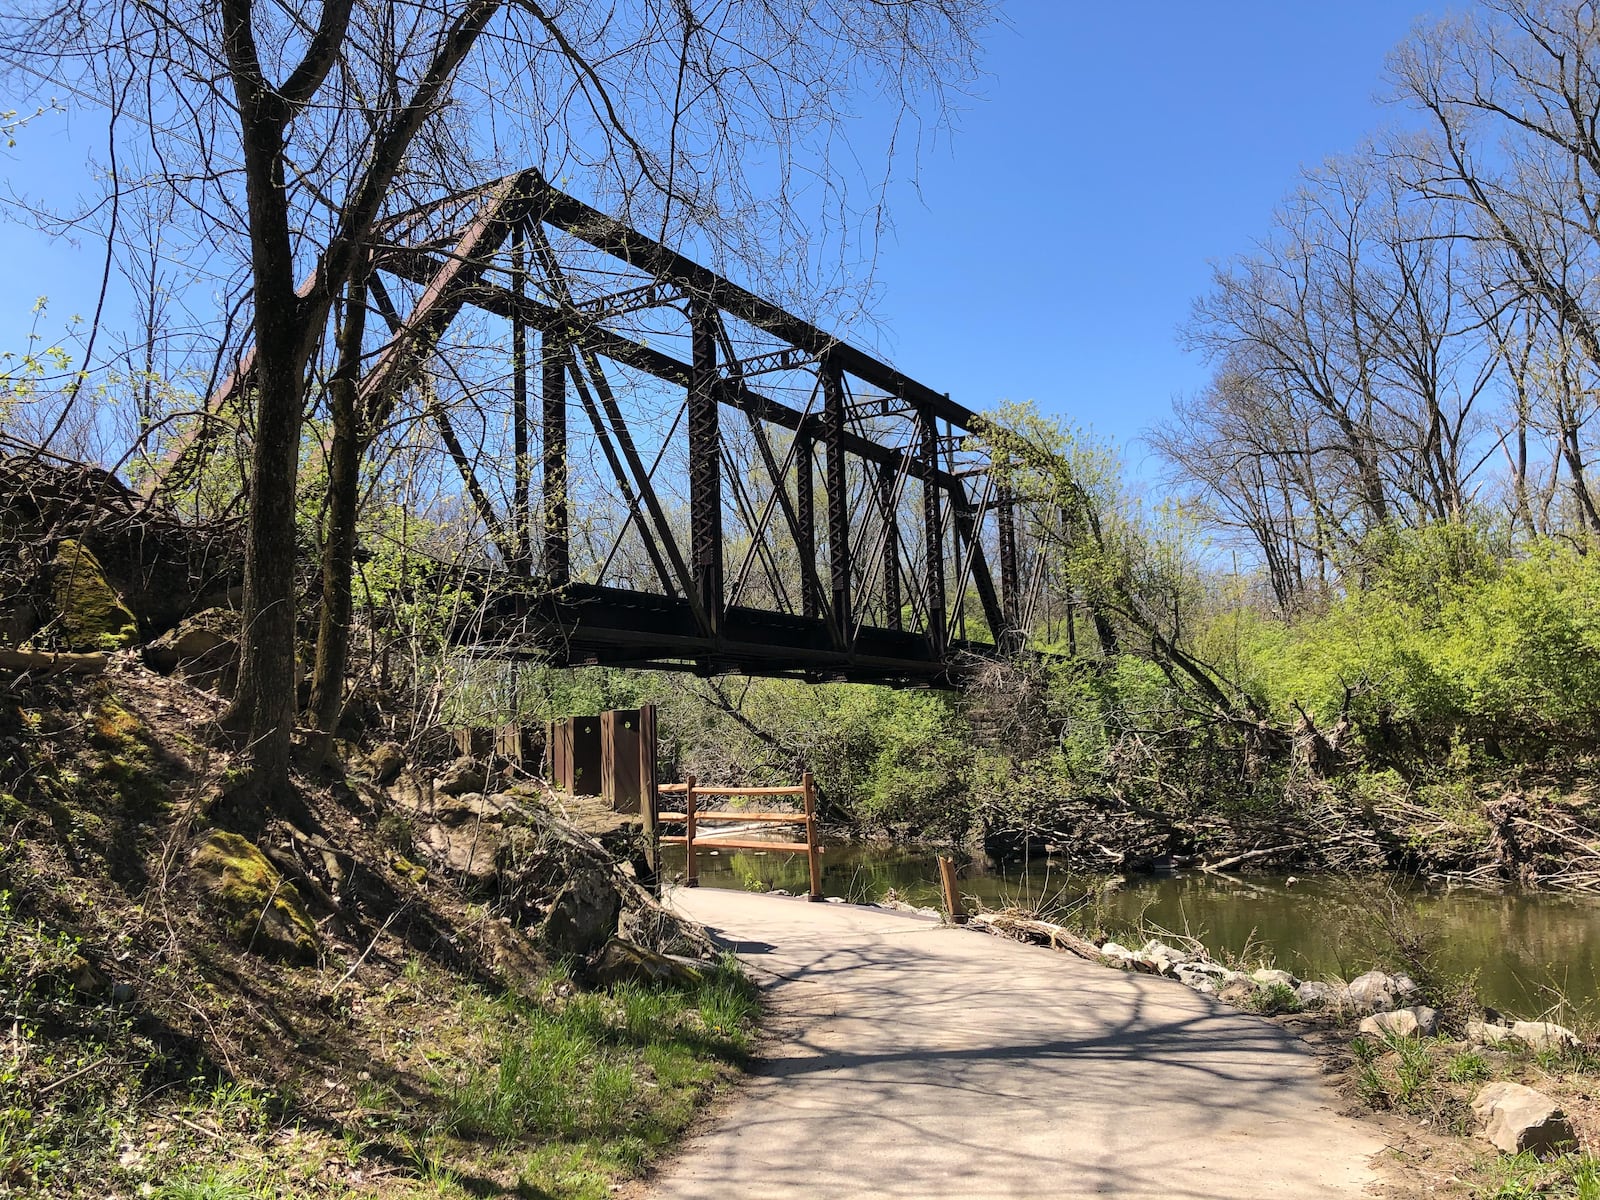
[1197,844,1297,874]
[0,648,109,675]
[968,910,1103,961]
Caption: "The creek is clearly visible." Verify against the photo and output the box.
[661,838,1600,1014]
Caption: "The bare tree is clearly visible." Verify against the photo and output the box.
[2,0,992,808]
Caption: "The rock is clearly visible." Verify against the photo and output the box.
[1252,967,1300,989]
[482,920,545,996]
[1511,1020,1580,1051]
[1359,1006,1439,1039]
[1218,977,1258,1005]
[110,981,135,1004]
[1137,939,1190,974]
[61,952,110,997]
[539,864,622,957]
[366,741,406,786]
[418,820,501,888]
[1346,970,1419,1012]
[1174,961,1229,991]
[591,937,704,989]
[190,831,319,961]
[1099,941,1140,967]
[141,608,238,679]
[1296,980,1344,1009]
[51,539,138,650]
[435,757,487,797]
[1472,1082,1577,1156]
[1467,1019,1513,1047]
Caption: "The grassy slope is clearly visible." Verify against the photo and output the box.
[0,665,756,1200]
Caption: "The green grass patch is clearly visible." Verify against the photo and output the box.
[434,955,758,1197]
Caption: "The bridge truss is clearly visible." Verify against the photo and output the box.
[254,171,1054,684]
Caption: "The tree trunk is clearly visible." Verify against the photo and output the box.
[309,269,369,753]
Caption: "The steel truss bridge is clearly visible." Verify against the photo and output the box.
[200,171,1055,685]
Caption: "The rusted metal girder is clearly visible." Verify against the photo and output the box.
[344,170,1038,684]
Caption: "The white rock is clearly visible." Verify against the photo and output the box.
[1511,1020,1579,1051]
[1359,1006,1439,1039]
[1137,939,1190,974]
[1251,967,1300,989]
[1296,980,1344,1008]
[1346,970,1420,1012]
[1466,1019,1513,1047]
[1473,1082,1577,1156]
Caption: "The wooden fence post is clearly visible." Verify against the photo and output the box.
[683,774,699,888]
[938,855,966,924]
[802,771,823,902]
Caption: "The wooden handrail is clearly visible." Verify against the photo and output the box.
[657,783,805,796]
[660,770,823,901]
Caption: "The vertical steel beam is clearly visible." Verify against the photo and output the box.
[921,411,946,654]
[511,225,531,573]
[998,483,1019,641]
[541,330,569,585]
[688,297,723,637]
[796,436,817,620]
[822,363,852,648]
[879,463,902,631]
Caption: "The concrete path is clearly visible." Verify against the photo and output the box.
[651,889,1385,1199]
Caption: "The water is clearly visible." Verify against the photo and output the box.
[662,838,1600,1015]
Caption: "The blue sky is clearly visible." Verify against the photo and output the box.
[1,1,1437,475]
[862,1,1437,473]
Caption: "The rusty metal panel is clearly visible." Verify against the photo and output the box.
[601,708,642,813]
[567,713,602,795]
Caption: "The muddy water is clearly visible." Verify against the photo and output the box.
[661,839,1600,1015]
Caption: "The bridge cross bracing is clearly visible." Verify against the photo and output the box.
[181,170,1055,685]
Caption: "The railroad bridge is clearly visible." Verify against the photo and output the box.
[191,171,1054,685]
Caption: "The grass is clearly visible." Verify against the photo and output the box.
[0,879,759,1200]
[437,954,757,1190]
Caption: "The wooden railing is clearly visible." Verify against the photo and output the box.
[656,772,824,901]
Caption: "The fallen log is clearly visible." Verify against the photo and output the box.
[0,648,109,675]
[968,910,1103,961]
[1197,844,1296,874]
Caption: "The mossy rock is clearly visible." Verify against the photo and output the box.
[50,539,137,650]
[190,831,320,962]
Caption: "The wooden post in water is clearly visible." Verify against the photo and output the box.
[683,774,699,888]
[938,856,966,924]
[802,771,823,902]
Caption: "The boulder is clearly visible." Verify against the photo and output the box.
[1511,1020,1580,1051]
[418,820,501,888]
[366,741,406,786]
[435,757,487,798]
[190,831,319,961]
[1472,1082,1577,1157]
[539,863,622,957]
[1346,970,1419,1012]
[1297,980,1344,1009]
[1359,1006,1439,1039]
[1252,967,1300,989]
[51,539,138,650]
[1467,1019,1513,1047]
[142,608,238,679]
[590,938,704,989]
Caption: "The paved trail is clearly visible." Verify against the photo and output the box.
[650,889,1384,1199]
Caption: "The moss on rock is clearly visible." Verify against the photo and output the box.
[190,831,319,962]
[50,540,137,651]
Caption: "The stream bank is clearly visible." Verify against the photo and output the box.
[664,840,1600,1014]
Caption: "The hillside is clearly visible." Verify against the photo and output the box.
[0,652,756,1200]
